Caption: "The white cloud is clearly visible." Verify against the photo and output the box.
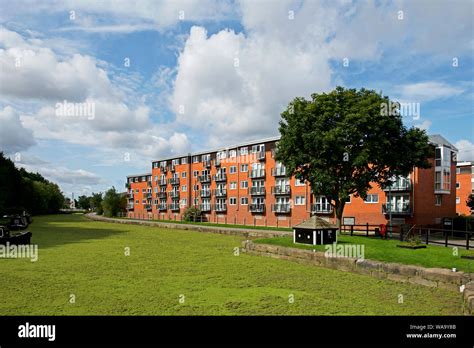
[397,81,465,103]
[414,119,432,131]
[455,140,474,162]
[0,106,36,153]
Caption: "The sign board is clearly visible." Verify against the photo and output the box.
[343,217,355,225]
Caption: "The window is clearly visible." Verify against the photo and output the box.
[229,149,237,158]
[294,196,305,205]
[193,198,199,206]
[230,182,237,190]
[344,195,351,204]
[193,184,199,191]
[142,199,146,204]
[435,194,442,206]
[193,170,199,177]
[182,185,187,192]
[181,157,188,164]
[240,147,248,155]
[229,166,237,174]
[229,197,237,205]
[153,162,158,169]
[180,199,187,207]
[364,194,379,203]
[442,169,451,190]
[435,170,442,190]
[135,189,139,193]
[240,197,249,205]
[456,182,460,189]
[192,156,199,163]
[456,167,461,174]
[241,164,248,172]
[154,175,158,181]
[240,181,248,189]
[435,148,442,167]
[172,159,179,166]
[295,178,305,186]
[135,200,139,204]
[456,197,460,204]
[182,172,187,178]
[142,188,146,193]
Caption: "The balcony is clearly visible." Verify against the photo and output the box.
[168,177,180,185]
[257,150,265,161]
[213,173,227,182]
[160,166,167,173]
[213,204,227,212]
[169,203,180,211]
[169,191,180,198]
[147,181,152,187]
[272,204,291,213]
[249,169,265,179]
[199,175,211,183]
[311,204,333,214]
[203,159,211,168]
[200,204,211,212]
[213,188,227,197]
[145,192,152,199]
[158,191,167,199]
[125,182,131,189]
[383,181,411,191]
[249,204,265,213]
[215,158,221,167]
[382,202,411,215]
[200,190,211,198]
[271,185,291,195]
[158,204,167,211]
[145,204,152,211]
[271,167,287,177]
[250,186,266,195]
[170,164,175,172]
[127,193,134,199]
[159,179,167,186]
[127,203,134,210]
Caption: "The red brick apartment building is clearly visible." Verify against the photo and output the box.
[125,134,458,228]
[456,161,474,216]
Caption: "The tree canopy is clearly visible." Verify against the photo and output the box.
[276,86,432,228]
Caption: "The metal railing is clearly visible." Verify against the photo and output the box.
[213,204,227,212]
[199,175,211,183]
[213,173,227,182]
[250,186,266,195]
[382,202,411,215]
[249,169,265,179]
[168,177,180,185]
[271,185,290,195]
[311,204,333,214]
[271,167,286,176]
[213,188,227,197]
[272,204,291,213]
[200,204,211,212]
[200,190,211,198]
[249,204,265,212]
[383,181,411,191]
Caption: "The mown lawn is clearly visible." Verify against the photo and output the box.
[0,214,464,315]
[254,235,474,272]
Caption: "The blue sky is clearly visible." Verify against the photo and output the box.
[0,0,472,198]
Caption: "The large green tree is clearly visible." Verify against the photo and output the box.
[101,187,126,217]
[276,87,432,230]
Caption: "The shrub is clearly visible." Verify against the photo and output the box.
[183,206,202,222]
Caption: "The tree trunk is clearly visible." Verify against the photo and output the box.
[335,200,346,236]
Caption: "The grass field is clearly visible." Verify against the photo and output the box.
[0,214,464,315]
[254,235,474,272]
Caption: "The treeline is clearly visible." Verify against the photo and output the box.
[0,152,65,215]
[75,187,127,217]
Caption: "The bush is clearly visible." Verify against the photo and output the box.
[183,206,202,222]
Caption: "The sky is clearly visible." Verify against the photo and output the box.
[0,0,473,198]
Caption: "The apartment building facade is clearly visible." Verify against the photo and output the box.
[125,134,458,227]
[456,161,474,216]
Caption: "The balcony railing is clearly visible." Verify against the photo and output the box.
[383,181,411,191]
[200,204,211,212]
[169,203,180,211]
[249,204,265,213]
[158,204,167,211]
[215,158,221,167]
[160,166,167,173]
[158,192,167,199]
[200,190,211,198]
[213,173,227,182]
[168,177,180,185]
[127,203,134,210]
[249,169,265,179]
[271,167,287,177]
[257,150,265,160]
[203,159,211,168]
[213,188,227,197]
[272,204,291,213]
[145,204,152,210]
[250,186,266,195]
[311,204,333,214]
[382,202,411,215]
[127,193,134,199]
[147,181,152,187]
[271,185,291,195]
[169,191,179,198]
[199,175,211,183]
[213,204,227,212]
[170,164,175,172]
[159,179,167,186]
[145,192,152,199]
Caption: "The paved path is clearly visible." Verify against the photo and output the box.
[85,213,292,239]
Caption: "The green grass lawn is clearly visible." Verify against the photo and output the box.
[0,214,464,315]
[254,235,474,272]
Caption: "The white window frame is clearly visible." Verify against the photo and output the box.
[364,194,379,203]
[240,181,248,189]
[240,197,249,205]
